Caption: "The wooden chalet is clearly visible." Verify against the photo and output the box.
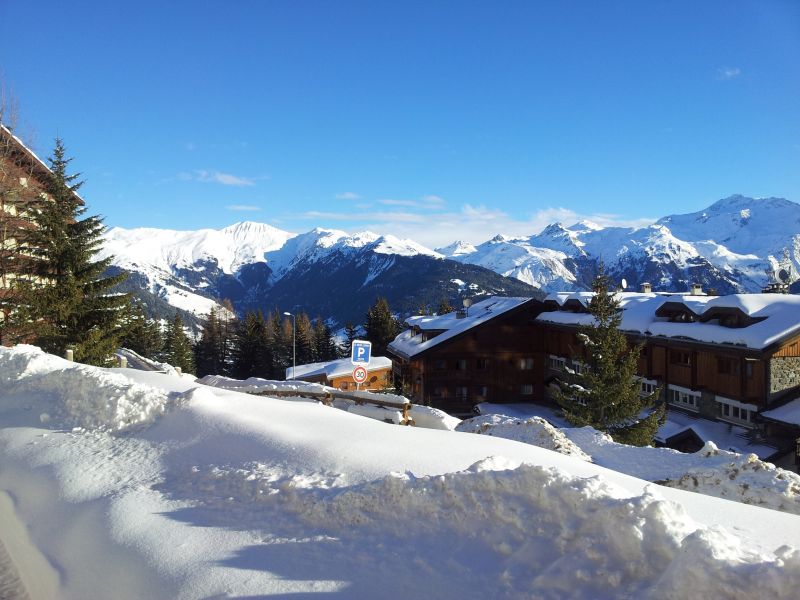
[0,123,83,343]
[386,297,544,416]
[536,291,800,459]
[286,356,393,392]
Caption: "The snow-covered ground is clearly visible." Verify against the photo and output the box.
[3,345,800,599]
[463,409,800,516]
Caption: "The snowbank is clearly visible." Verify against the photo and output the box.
[409,404,461,430]
[564,427,800,515]
[657,442,800,515]
[0,345,176,431]
[197,373,330,395]
[468,407,800,516]
[457,414,591,461]
[3,346,800,599]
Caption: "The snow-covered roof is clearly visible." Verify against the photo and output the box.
[285,356,393,380]
[761,397,800,427]
[537,292,800,351]
[388,296,534,359]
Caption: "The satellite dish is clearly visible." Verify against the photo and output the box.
[463,298,473,308]
[778,269,791,283]
[621,278,628,290]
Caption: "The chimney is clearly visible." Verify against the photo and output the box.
[690,283,703,296]
[640,282,652,294]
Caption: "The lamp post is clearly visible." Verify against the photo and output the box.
[283,311,296,380]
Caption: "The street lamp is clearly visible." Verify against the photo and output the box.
[283,311,296,380]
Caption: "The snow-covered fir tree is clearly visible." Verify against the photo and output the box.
[555,267,665,446]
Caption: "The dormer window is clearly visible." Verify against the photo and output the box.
[655,302,699,324]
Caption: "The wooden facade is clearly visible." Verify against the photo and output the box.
[536,300,800,457]
[388,300,544,416]
[289,359,393,392]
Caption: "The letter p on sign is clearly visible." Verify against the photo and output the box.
[351,340,372,365]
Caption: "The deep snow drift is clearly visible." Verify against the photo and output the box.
[460,413,800,516]
[2,345,800,599]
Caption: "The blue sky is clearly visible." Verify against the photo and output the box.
[1,0,798,247]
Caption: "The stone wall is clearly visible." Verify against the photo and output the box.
[769,356,800,400]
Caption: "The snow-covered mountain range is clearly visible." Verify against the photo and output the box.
[438,195,800,295]
[103,195,799,324]
[101,223,535,325]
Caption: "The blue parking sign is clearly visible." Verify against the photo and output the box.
[351,340,372,365]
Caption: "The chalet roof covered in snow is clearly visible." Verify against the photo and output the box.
[388,296,534,359]
[285,356,393,380]
[761,398,800,427]
[537,292,800,351]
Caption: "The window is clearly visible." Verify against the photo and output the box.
[455,359,468,371]
[475,385,488,399]
[639,378,658,397]
[519,357,534,370]
[667,385,700,411]
[455,386,469,399]
[434,359,446,370]
[340,382,349,390]
[745,362,754,378]
[433,386,447,397]
[669,350,691,366]
[476,358,490,370]
[548,355,566,371]
[717,396,756,427]
[520,384,533,395]
[570,360,585,375]
[717,357,740,376]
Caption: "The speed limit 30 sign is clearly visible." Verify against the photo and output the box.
[352,366,368,384]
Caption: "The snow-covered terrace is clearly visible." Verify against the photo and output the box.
[285,356,392,380]
[538,292,800,351]
[388,296,534,359]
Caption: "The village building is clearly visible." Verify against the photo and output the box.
[536,291,800,462]
[286,356,393,391]
[0,123,83,343]
[386,297,543,416]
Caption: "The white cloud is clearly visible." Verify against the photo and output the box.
[194,170,255,187]
[335,192,362,200]
[717,67,741,81]
[378,195,447,209]
[226,204,261,211]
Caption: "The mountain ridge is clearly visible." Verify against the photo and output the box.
[103,195,799,325]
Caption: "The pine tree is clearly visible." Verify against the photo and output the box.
[162,314,195,374]
[364,297,400,356]
[436,298,454,315]
[119,301,163,359]
[295,312,315,366]
[194,307,231,377]
[344,321,359,354]
[555,267,665,446]
[231,310,271,379]
[313,318,339,362]
[20,138,127,365]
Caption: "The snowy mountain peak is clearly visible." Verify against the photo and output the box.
[568,219,604,233]
[436,240,478,258]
